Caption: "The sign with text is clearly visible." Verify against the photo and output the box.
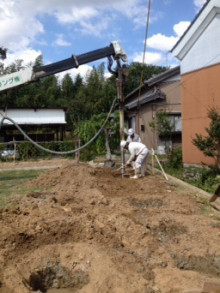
[0,67,33,92]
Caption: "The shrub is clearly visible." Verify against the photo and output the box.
[16,141,76,160]
[167,147,183,169]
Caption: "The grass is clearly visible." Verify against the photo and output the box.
[150,154,220,194]
[0,169,47,209]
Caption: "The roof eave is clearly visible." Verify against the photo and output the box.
[145,66,180,86]
[171,0,217,60]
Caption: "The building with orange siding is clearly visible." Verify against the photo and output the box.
[171,0,220,166]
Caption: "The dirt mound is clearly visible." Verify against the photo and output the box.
[0,161,220,292]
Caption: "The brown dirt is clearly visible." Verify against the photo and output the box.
[0,160,220,293]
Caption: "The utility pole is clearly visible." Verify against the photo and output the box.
[116,60,125,177]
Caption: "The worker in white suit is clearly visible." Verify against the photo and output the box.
[126,128,141,143]
[120,140,149,179]
[126,129,141,170]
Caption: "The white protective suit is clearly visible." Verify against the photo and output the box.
[127,142,149,176]
[126,133,141,143]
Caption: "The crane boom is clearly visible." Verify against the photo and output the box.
[0,41,127,92]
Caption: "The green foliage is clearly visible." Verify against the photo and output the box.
[79,145,97,162]
[192,106,220,168]
[33,55,44,69]
[167,147,183,169]
[75,111,120,158]
[0,169,46,209]
[200,167,219,184]
[75,114,105,155]
[123,62,168,96]
[184,166,220,193]
[0,47,7,60]
[150,110,174,137]
[15,141,76,160]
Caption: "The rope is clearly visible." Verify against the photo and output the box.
[0,97,117,155]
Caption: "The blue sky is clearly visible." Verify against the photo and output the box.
[0,0,207,80]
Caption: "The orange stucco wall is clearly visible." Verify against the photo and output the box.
[181,63,220,166]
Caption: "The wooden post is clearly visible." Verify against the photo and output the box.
[151,149,154,174]
[13,137,16,164]
[151,148,168,180]
[75,140,80,163]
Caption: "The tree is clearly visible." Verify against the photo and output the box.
[0,47,7,60]
[61,73,75,102]
[75,111,120,159]
[123,62,168,96]
[0,47,7,76]
[67,62,116,129]
[192,106,220,168]
[33,55,44,69]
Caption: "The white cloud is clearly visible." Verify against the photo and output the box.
[194,0,207,11]
[75,18,110,37]
[2,48,42,67]
[0,0,202,71]
[147,33,178,51]
[173,21,191,37]
[134,20,190,67]
[0,0,142,54]
[133,49,179,68]
[53,35,71,47]
[0,0,44,52]
[55,7,98,24]
[133,51,165,65]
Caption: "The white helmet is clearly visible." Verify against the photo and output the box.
[128,128,134,135]
[120,140,127,149]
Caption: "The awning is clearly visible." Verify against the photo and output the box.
[125,89,165,110]
[0,108,66,125]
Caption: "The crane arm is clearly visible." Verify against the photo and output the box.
[0,41,127,92]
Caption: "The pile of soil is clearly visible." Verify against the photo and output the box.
[0,160,220,292]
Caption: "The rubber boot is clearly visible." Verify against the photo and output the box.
[130,167,141,179]
[141,165,145,177]
[132,161,136,170]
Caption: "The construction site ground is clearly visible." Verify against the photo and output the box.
[0,158,220,293]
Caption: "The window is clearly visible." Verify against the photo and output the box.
[168,113,182,132]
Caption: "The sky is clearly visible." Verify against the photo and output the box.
[0,0,207,80]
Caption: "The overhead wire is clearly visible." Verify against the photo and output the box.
[127,1,220,154]
[136,0,152,134]
[136,49,220,128]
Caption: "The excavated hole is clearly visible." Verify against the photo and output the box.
[175,255,220,278]
[28,262,90,293]
[128,198,163,208]
[150,219,188,245]
[154,219,187,237]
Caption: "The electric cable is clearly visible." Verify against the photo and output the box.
[0,97,117,155]
[137,0,152,134]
